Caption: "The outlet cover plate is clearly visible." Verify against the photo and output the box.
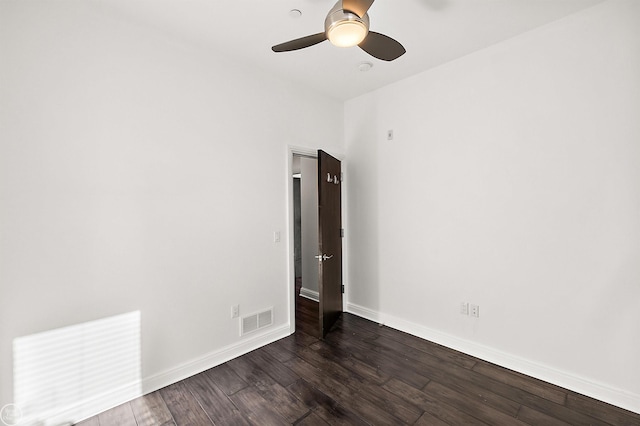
[470,304,479,318]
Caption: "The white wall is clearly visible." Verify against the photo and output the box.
[345,0,640,413]
[0,0,343,421]
[300,157,319,296]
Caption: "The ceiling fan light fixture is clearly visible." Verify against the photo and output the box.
[325,8,369,48]
[327,19,367,47]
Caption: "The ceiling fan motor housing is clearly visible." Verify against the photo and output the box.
[324,3,370,47]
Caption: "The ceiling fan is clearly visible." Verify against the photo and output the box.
[272,0,406,61]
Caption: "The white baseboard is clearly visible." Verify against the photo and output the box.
[19,381,142,426]
[346,303,640,415]
[68,324,291,425]
[142,323,291,393]
[299,287,319,302]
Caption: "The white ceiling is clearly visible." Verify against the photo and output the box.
[99,0,604,101]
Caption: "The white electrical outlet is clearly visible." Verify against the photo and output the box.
[460,302,469,315]
[231,305,240,319]
[470,304,480,318]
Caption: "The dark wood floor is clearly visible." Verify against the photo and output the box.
[77,308,640,425]
[294,278,320,338]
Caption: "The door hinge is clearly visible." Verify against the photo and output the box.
[341,285,345,294]
[340,228,344,238]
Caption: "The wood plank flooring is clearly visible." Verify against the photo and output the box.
[294,278,320,338]
[77,312,640,425]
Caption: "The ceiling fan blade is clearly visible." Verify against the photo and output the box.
[358,31,406,61]
[272,33,327,52]
[342,0,375,18]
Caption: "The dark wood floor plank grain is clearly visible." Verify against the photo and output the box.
[356,382,423,424]
[203,362,248,396]
[226,354,272,385]
[273,330,318,353]
[295,280,320,339]
[414,410,451,426]
[262,339,298,363]
[287,379,369,426]
[297,299,319,319]
[290,344,422,424]
[356,332,523,417]
[472,359,567,405]
[409,354,522,417]
[489,383,612,426]
[324,331,431,389]
[293,345,370,384]
[313,406,368,426]
[295,413,330,426]
[333,317,382,341]
[359,333,526,417]
[296,317,320,338]
[294,411,330,426]
[309,339,390,385]
[372,333,472,373]
[97,402,137,426]
[227,355,310,423]
[437,362,612,426]
[229,386,290,426]
[262,382,311,424]
[284,355,407,425]
[367,333,612,426]
[565,392,640,426]
[516,405,573,426]
[159,382,213,426]
[246,347,300,387]
[383,377,490,425]
[368,324,479,370]
[423,381,530,425]
[184,373,251,425]
[130,390,174,426]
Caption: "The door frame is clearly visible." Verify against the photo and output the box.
[286,146,347,335]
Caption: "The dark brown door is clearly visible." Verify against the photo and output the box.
[317,150,343,338]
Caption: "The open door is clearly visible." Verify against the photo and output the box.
[317,150,343,338]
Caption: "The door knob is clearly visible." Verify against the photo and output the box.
[314,254,334,262]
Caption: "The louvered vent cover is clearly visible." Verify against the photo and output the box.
[241,315,258,335]
[258,309,272,328]
[241,308,273,336]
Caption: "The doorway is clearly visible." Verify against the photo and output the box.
[292,153,320,338]
[290,150,344,338]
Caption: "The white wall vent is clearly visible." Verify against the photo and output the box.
[242,315,258,335]
[258,309,272,327]
[241,308,273,336]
